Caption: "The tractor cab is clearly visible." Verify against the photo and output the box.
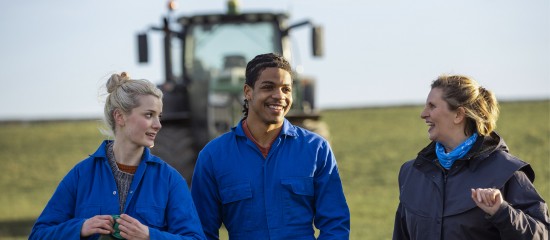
[137,0,326,183]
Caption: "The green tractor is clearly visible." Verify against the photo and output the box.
[137,1,329,183]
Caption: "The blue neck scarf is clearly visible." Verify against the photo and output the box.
[435,133,478,169]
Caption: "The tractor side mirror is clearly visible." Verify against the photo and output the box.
[137,33,149,63]
[312,26,324,57]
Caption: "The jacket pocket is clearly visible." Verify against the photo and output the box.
[281,177,315,226]
[281,178,314,196]
[220,182,252,204]
[135,206,166,229]
[219,182,255,230]
[403,207,434,239]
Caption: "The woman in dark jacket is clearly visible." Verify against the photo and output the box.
[393,74,549,240]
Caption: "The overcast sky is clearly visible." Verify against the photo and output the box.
[1,0,548,120]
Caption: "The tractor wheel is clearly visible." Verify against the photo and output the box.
[150,125,197,186]
[302,119,331,142]
[302,80,316,111]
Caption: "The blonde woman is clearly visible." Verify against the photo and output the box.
[30,73,205,239]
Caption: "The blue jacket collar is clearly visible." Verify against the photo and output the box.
[90,140,161,164]
[233,118,298,138]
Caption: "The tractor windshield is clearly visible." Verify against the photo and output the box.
[184,21,281,81]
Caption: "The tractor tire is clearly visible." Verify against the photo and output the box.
[302,119,331,142]
[302,80,315,111]
[150,125,197,186]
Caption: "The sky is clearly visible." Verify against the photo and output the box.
[1,0,549,120]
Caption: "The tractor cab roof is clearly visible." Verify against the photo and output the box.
[177,12,289,26]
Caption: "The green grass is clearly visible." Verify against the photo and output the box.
[0,120,105,221]
[0,100,548,239]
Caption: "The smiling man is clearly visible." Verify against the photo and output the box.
[191,53,350,240]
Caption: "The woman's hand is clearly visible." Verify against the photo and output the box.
[471,188,504,216]
[81,215,114,237]
[117,214,150,240]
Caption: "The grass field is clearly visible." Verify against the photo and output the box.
[1,100,548,239]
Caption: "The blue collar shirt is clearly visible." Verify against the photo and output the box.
[30,140,206,240]
[191,119,350,239]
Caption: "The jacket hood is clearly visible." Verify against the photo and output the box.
[415,131,535,182]
[417,132,506,160]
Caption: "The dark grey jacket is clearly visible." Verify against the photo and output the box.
[393,132,549,240]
